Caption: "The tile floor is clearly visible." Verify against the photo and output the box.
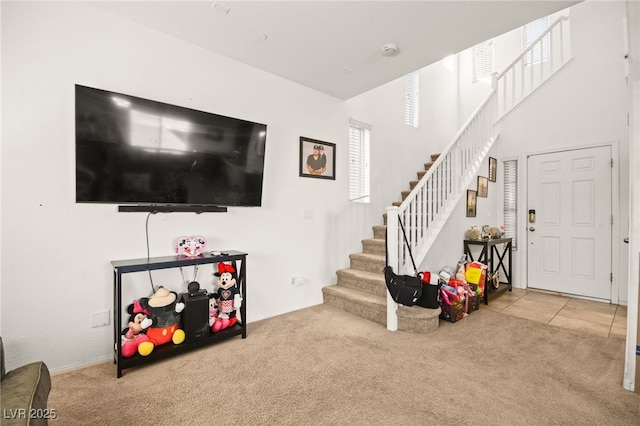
[486,287,628,339]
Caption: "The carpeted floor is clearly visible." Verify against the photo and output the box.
[48,304,639,425]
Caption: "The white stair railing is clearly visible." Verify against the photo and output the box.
[495,15,572,120]
[386,89,498,330]
[385,14,572,331]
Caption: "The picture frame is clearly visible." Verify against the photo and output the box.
[477,176,488,198]
[489,157,497,182]
[466,190,477,217]
[299,137,336,180]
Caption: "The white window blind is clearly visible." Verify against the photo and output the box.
[349,119,371,203]
[503,159,518,249]
[473,39,494,83]
[404,72,419,128]
[522,16,550,66]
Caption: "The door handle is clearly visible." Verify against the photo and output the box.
[529,227,535,232]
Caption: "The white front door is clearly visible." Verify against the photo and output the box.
[527,146,612,300]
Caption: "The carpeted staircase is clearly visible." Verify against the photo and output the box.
[322,154,442,333]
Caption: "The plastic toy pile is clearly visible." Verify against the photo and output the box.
[437,256,487,323]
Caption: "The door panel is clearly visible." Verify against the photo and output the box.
[527,146,611,300]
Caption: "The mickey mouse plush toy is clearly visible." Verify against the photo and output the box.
[137,286,186,356]
[211,262,242,332]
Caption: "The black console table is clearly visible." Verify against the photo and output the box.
[112,251,247,378]
[463,238,512,305]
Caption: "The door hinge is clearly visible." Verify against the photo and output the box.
[611,215,614,225]
[610,272,613,282]
[610,158,614,168]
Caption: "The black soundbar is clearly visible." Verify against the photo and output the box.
[118,205,228,213]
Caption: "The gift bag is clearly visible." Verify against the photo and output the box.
[464,261,487,296]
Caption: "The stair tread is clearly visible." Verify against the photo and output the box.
[322,284,385,307]
[349,252,384,260]
[362,237,384,244]
[397,304,442,320]
[337,268,384,281]
[323,285,441,320]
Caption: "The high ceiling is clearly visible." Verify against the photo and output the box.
[89,1,581,99]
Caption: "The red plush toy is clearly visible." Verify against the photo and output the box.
[137,287,186,356]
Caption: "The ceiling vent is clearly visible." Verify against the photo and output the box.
[381,43,399,57]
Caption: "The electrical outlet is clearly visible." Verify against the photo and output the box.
[90,310,110,328]
[302,209,314,219]
[291,277,306,286]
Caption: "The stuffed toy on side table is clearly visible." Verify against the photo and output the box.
[210,262,242,333]
[121,299,152,358]
[137,287,186,356]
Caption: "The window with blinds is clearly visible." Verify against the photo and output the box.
[503,159,518,249]
[349,119,371,203]
[404,72,419,128]
[522,16,550,66]
[473,39,494,83]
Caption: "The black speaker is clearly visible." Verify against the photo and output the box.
[181,292,210,342]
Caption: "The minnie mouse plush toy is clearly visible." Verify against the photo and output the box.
[211,262,242,332]
[121,299,152,358]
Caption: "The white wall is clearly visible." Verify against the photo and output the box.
[0,1,338,370]
[0,1,459,372]
[343,57,463,231]
[492,1,629,303]
[423,1,630,307]
[2,0,632,373]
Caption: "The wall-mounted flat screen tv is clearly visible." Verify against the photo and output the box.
[75,84,267,208]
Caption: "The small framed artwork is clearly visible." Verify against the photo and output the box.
[477,176,488,198]
[299,137,336,180]
[489,157,497,182]
[466,190,477,217]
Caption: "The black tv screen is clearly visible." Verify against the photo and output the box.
[75,85,267,207]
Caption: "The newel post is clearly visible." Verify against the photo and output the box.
[385,206,400,331]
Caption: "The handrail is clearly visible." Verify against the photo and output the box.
[494,14,571,119]
[386,14,572,331]
[386,89,498,330]
[495,15,569,81]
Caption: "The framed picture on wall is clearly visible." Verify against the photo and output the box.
[299,137,336,180]
[466,190,477,217]
[477,176,489,197]
[489,157,497,182]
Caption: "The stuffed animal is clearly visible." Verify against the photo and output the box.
[438,266,456,282]
[210,262,242,332]
[121,299,152,358]
[137,287,186,356]
[455,263,467,284]
[175,236,207,257]
[208,294,219,327]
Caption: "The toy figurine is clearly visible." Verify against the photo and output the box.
[137,287,186,356]
[121,300,152,358]
[210,262,242,332]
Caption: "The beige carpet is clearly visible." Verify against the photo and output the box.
[48,304,639,425]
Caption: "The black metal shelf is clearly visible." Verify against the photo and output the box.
[116,323,244,371]
[112,251,247,378]
[463,238,513,305]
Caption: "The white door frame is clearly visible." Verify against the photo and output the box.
[519,140,620,304]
